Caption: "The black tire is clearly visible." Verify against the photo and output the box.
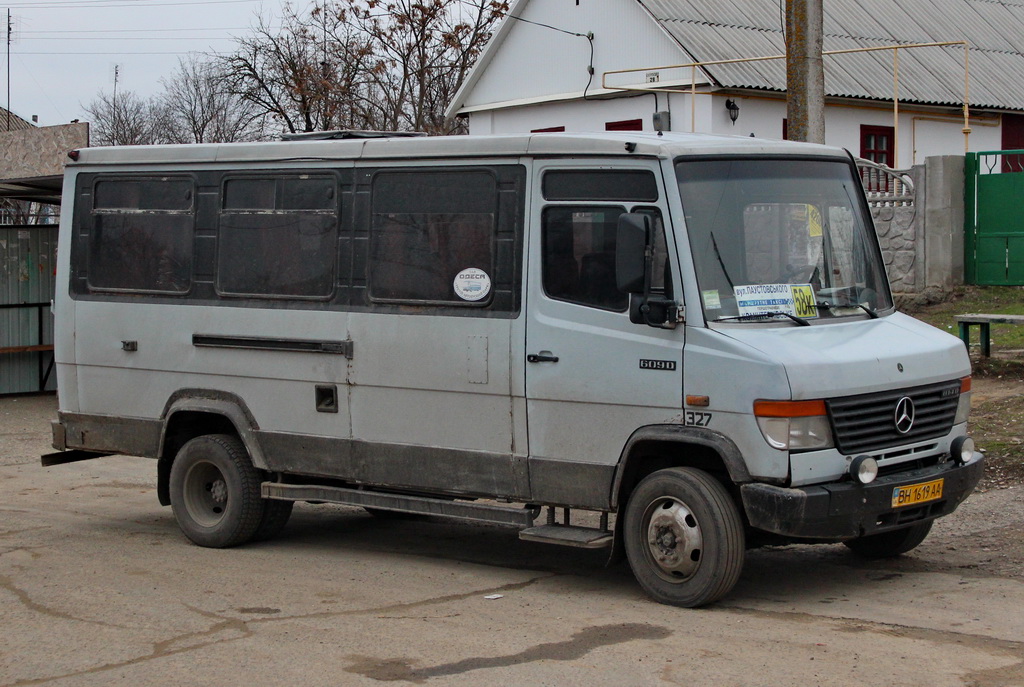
[254,500,294,542]
[623,467,745,608]
[169,434,265,548]
[844,521,933,559]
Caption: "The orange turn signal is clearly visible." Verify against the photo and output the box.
[753,399,827,418]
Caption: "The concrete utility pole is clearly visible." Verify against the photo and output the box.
[785,0,825,143]
[6,9,11,132]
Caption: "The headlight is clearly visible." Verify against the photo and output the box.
[754,399,834,451]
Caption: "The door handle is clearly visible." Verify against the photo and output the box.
[527,352,559,363]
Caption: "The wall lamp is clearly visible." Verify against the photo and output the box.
[725,99,740,125]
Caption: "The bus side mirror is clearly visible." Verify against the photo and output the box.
[616,213,649,294]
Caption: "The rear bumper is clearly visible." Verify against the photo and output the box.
[741,454,984,540]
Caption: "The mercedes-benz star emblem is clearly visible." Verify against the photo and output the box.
[894,397,915,434]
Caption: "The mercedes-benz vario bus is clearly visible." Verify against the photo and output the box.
[43,131,983,607]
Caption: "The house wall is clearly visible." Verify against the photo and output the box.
[0,123,89,180]
[463,0,694,111]
[470,94,1001,169]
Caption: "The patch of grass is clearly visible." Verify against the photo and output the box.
[905,286,1024,373]
[969,392,1024,490]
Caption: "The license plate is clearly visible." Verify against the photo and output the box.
[891,479,944,508]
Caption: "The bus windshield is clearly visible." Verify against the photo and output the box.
[676,157,892,323]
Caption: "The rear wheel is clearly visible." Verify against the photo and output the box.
[844,521,933,559]
[623,467,745,608]
[169,434,265,548]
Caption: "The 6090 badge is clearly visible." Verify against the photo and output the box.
[639,359,676,371]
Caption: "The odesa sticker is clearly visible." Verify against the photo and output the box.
[453,268,492,302]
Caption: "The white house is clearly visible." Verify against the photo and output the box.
[447,0,1024,169]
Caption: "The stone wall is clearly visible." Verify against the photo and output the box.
[872,191,921,294]
[869,156,965,301]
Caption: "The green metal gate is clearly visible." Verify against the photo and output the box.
[965,150,1024,285]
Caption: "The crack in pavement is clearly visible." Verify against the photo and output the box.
[0,574,132,631]
[721,605,1024,683]
[3,606,253,687]
[0,527,50,540]
[0,545,48,559]
[1,574,555,686]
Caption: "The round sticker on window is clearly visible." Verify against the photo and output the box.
[453,268,492,302]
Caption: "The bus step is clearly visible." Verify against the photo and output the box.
[261,482,535,528]
[519,525,613,549]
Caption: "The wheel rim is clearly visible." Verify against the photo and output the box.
[182,460,229,528]
[643,496,704,583]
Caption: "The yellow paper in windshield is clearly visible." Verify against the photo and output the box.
[807,205,822,237]
[791,284,817,318]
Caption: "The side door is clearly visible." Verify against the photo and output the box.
[346,164,530,499]
[524,163,685,508]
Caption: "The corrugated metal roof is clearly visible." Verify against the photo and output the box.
[638,0,1024,109]
[0,107,34,132]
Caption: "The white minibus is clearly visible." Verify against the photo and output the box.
[44,131,983,607]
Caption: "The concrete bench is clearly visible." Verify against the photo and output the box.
[954,313,1024,357]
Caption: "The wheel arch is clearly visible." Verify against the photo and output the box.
[156,390,266,507]
[611,425,751,510]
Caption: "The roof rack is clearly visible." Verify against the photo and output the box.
[278,130,428,141]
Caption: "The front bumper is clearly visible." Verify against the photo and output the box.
[741,453,984,540]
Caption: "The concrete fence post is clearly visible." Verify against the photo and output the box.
[923,155,966,290]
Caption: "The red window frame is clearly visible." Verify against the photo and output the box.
[860,125,895,167]
[605,119,643,132]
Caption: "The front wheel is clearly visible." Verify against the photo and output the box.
[844,521,933,559]
[169,434,266,548]
[623,467,745,608]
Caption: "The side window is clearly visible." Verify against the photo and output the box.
[543,169,658,202]
[542,206,629,311]
[217,175,338,298]
[369,170,497,305]
[89,177,194,294]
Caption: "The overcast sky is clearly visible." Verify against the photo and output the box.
[3,0,298,128]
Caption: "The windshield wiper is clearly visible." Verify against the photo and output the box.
[715,311,811,326]
[813,300,879,319]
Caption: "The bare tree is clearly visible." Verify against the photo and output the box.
[83,0,505,144]
[220,5,377,134]
[220,0,506,136]
[347,0,507,134]
[159,55,267,143]
[83,89,165,146]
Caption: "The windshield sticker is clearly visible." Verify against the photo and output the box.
[453,268,492,302]
[790,284,817,318]
[807,205,823,237]
[734,283,819,319]
[702,289,722,310]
